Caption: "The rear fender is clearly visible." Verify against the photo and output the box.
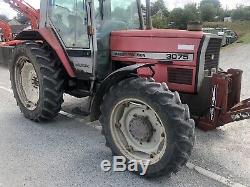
[15,28,75,77]
[90,63,155,122]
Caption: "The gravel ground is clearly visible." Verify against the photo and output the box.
[0,43,249,186]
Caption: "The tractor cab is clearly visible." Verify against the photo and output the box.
[41,0,144,79]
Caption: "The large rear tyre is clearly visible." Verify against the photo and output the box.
[100,77,195,177]
[10,42,65,122]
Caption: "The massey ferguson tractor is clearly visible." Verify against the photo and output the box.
[2,0,250,178]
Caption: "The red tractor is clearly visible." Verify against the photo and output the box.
[3,0,250,177]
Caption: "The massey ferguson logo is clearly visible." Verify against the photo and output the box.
[210,85,218,121]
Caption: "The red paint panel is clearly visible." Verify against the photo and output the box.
[111,36,200,67]
[38,28,76,77]
[112,29,203,39]
[111,32,202,93]
[111,36,200,53]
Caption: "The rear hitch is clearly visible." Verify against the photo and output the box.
[197,69,250,131]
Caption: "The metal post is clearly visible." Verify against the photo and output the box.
[146,0,152,30]
[137,0,144,30]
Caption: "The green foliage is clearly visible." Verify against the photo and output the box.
[150,0,250,30]
[183,4,200,23]
[151,0,169,28]
[152,15,168,28]
[168,4,200,29]
[199,0,219,22]
[200,0,221,8]
[151,0,169,17]
[204,21,250,43]
[169,8,186,29]
[232,6,250,21]
[239,33,250,43]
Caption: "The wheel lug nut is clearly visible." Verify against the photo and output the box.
[115,123,121,128]
[127,146,133,152]
[161,133,165,138]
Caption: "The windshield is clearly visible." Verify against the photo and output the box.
[95,0,141,30]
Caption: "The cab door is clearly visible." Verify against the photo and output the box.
[47,0,96,78]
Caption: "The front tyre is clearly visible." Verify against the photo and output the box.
[10,42,65,122]
[100,77,195,177]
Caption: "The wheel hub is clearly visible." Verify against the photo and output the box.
[15,56,40,111]
[31,76,39,89]
[110,99,168,165]
[129,116,153,142]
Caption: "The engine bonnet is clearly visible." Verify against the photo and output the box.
[111,29,203,39]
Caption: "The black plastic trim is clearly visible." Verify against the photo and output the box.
[195,35,206,93]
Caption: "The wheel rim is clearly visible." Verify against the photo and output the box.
[110,98,167,165]
[14,56,40,111]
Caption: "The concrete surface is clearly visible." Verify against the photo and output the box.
[0,43,249,186]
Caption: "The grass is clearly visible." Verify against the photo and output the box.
[239,33,250,43]
[203,21,250,44]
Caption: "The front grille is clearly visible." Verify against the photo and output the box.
[168,68,193,85]
[204,38,222,72]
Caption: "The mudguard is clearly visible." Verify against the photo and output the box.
[90,63,155,122]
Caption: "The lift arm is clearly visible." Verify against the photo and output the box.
[3,0,39,29]
[0,20,12,42]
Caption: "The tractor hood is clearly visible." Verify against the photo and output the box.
[111,29,203,39]
[110,29,205,94]
[110,29,203,54]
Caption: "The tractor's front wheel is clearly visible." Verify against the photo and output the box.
[10,42,65,122]
[100,77,195,177]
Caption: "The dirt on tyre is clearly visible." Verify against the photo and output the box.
[9,42,65,122]
[100,77,195,177]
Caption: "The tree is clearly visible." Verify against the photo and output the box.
[151,0,169,29]
[200,2,217,21]
[200,0,221,8]
[199,0,221,22]
[183,3,200,23]
[152,14,168,28]
[151,0,169,17]
[169,8,186,29]
[232,6,250,21]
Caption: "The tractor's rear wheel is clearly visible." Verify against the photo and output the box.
[10,42,65,122]
[100,77,195,177]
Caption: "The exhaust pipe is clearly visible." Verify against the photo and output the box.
[146,0,152,30]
